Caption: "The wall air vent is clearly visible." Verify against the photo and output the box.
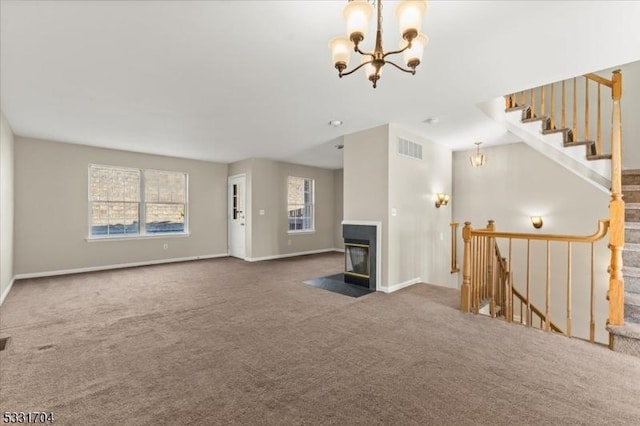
[398,138,423,160]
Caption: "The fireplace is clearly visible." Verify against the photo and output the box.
[342,222,379,290]
[345,242,370,286]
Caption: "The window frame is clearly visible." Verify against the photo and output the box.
[287,176,315,234]
[87,164,189,240]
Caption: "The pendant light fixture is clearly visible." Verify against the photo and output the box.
[329,0,429,88]
[470,142,487,167]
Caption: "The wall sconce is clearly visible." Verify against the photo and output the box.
[435,193,450,208]
[531,216,543,229]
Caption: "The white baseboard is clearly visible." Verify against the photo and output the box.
[333,248,345,253]
[13,253,229,280]
[246,248,341,262]
[381,277,421,294]
[0,277,16,305]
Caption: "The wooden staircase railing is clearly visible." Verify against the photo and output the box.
[461,219,610,342]
[505,71,621,161]
[502,70,624,340]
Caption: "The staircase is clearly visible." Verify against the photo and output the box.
[608,170,640,356]
[461,69,633,353]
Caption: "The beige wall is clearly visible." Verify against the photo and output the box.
[230,158,338,260]
[619,60,640,169]
[0,111,15,303]
[14,137,228,275]
[343,125,389,283]
[453,142,610,343]
[334,169,344,250]
[388,125,453,288]
[343,124,454,289]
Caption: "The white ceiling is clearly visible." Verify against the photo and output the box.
[1,1,639,169]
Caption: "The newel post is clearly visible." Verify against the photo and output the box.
[608,70,625,327]
[461,222,472,312]
[486,220,496,317]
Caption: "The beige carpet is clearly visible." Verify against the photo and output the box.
[1,252,640,425]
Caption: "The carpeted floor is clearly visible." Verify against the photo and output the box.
[1,252,640,425]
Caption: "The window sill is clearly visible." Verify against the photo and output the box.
[86,233,191,242]
[288,230,316,235]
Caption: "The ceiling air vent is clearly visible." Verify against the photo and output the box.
[398,138,423,160]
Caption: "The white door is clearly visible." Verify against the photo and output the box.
[228,174,246,259]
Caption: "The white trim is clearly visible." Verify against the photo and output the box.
[86,233,191,242]
[13,253,228,280]
[333,248,345,253]
[342,220,382,291]
[246,248,340,262]
[380,277,421,294]
[0,277,16,305]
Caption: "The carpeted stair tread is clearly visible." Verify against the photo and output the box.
[608,322,640,340]
[622,172,640,186]
[623,244,640,264]
[626,208,640,222]
[623,266,640,278]
[608,322,640,357]
[625,276,640,294]
[626,229,640,245]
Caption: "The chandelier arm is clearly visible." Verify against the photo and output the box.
[385,60,416,75]
[382,43,412,59]
[354,45,376,58]
[339,60,374,78]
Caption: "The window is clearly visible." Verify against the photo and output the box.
[89,165,187,238]
[287,176,314,232]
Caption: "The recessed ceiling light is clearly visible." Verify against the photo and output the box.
[423,117,440,125]
[328,120,343,127]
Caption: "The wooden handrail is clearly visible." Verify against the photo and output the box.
[461,219,609,342]
[472,219,609,243]
[584,72,613,88]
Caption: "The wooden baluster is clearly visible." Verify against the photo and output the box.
[474,236,480,313]
[460,222,472,313]
[520,90,525,107]
[550,83,556,129]
[572,77,577,139]
[596,83,602,155]
[545,240,551,332]
[526,239,531,327]
[520,300,523,324]
[450,222,459,273]
[530,88,536,118]
[590,242,596,343]
[584,78,590,141]
[491,241,497,318]
[561,80,566,129]
[566,242,572,337]
[540,85,546,117]
[511,93,517,108]
[508,238,513,322]
[609,70,625,331]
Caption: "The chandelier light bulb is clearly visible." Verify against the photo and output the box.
[329,37,353,71]
[343,0,374,45]
[395,0,428,41]
[402,33,429,68]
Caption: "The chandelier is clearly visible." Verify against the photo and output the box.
[329,0,428,88]
[470,142,487,167]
